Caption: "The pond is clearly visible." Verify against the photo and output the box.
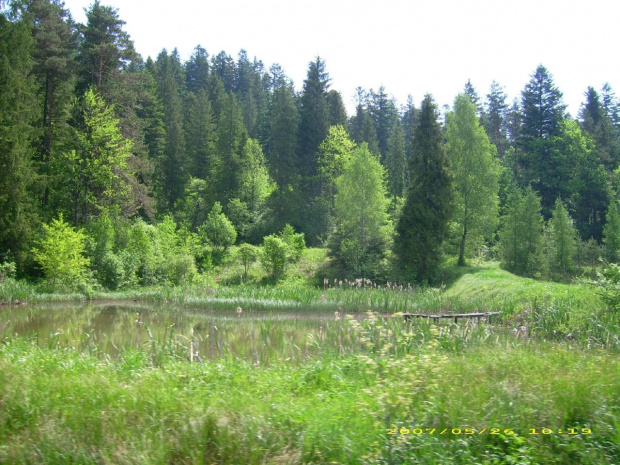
[0,302,364,364]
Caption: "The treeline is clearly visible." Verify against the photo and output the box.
[2,0,620,287]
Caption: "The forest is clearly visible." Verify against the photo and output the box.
[1,0,620,290]
[4,1,620,464]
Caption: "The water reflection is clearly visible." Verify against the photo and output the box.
[0,302,359,364]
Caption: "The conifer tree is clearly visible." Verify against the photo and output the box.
[0,14,39,267]
[484,81,509,158]
[603,200,620,262]
[395,95,452,283]
[548,198,578,276]
[385,120,407,206]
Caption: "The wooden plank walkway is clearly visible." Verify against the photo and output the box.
[401,312,500,323]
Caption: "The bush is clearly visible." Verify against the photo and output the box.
[31,215,90,288]
[237,243,258,280]
[279,224,305,262]
[0,261,16,282]
[260,235,289,278]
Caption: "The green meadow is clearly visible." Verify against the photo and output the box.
[1,253,619,464]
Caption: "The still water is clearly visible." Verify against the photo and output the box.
[0,302,359,363]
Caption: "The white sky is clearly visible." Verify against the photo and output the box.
[62,0,620,117]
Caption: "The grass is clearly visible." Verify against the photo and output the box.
[2,253,620,461]
[0,330,619,464]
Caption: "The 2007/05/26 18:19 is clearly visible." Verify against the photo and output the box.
[387,428,593,435]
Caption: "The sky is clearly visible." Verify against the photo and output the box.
[61,0,620,117]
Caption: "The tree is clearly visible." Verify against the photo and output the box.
[368,86,398,161]
[318,125,355,209]
[0,14,39,268]
[54,88,133,224]
[213,92,248,204]
[260,234,288,278]
[185,45,209,93]
[446,94,500,265]
[484,81,509,158]
[395,95,452,283]
[329,144,391,277]
[153,49,188,211]
[580,86,620,171]
[266,76,300,229]
[385,120,407,206]
[237,243,258,280]
[77,0,137,92]
[184,88,216,180]
[24,0,77,207]
[199,202,237,257]
[603,200,620,262]
[518,65,567,211]
[547,198,578,276]
[327,89,348,127]
[499,185,544,276]
[32,214,89,286]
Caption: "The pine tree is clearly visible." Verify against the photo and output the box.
[603,200,620,262]
[298,57,330,185]
[385,120,407,206]
[213,92,248,204]
[77,0,137,93]
[0,14,39,267]
[580,86,620,171]
[327,89,348,127]
[184,88,216,180]
[395,95,452,283]
[368,86,398,161]
[446,94,500,266]
[153,49,188,211]
[484,81,509,158]
[548,198,578,276]
[185,45,209,93]
[24,0,77,207]
[266,77,300,228]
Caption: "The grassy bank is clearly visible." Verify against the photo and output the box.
[0,336,618,464]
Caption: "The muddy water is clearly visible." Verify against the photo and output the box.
[0,302,357,363]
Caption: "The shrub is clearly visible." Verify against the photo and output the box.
[260,235,289,278]
[237,243,258,280]
[279,224,305,262]
[31,215,90,288]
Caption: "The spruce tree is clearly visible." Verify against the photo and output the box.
[395,95,452,283]
[548,198,578,276]
[0,14,39,268]
[484,81,509,158]
[385,120,407,207]
[603,200,620,262]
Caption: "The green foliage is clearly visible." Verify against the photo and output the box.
[604,200,620,262]
[200,202,237,255]
[591,263,620,313]
[32,215,90,287]
[0,261,16,282]
[547,198,578,276]
[0,15,39,271]
[499,185,545,276]
[395,95,452,283]
[329,144,391,278]
[237,243,258,280]
[55,88,133,224]
[279,224,306,262]
[446,94,500,266]
[260,234,289,278]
